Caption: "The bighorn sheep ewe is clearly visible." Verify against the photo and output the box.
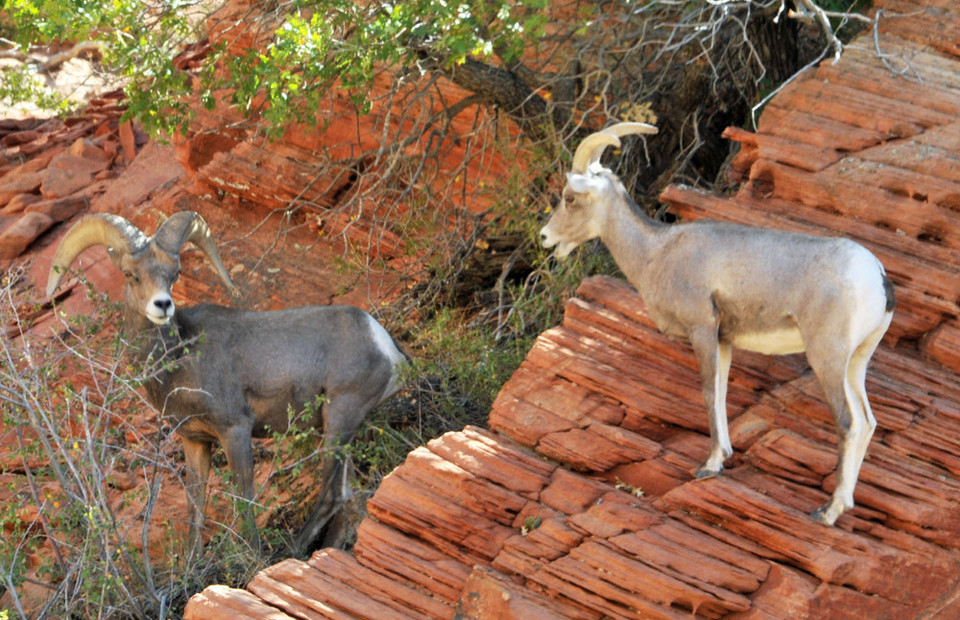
[541,123,895,526]
[47,211,407,552]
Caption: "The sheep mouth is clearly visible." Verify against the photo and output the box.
[539,227,576,259]
[553,244,577,259]
[543,239,576,259]
[146,309,174,326]
[145,297,175,325]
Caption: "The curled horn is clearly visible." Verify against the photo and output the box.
[152,211,238,295]
[601,121,659,139]
[47,214,149,297]
[570,122,659,175]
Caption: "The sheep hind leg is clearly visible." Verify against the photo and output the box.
[817,319,886,522]
[293,391,380,554]
[809,313,888,526]
[849,316,889,468]
[291,456,353,554]
[808,352,866,527]
[691,328,734,479]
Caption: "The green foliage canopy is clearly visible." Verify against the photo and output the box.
[2,0,549,136]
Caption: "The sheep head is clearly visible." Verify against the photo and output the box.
[47,211,238,325]
[541,122,657,258]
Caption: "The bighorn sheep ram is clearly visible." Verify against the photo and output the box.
[47,211,407,552]
[541,123,895,526]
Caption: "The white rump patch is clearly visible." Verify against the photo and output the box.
[366,314,404,364]
[366,313,406,400]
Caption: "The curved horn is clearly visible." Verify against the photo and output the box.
[152,211,238,295]
[601,121,658,139]
[47,214,148,297]
[570,122,659,175]
[571,132,621,175]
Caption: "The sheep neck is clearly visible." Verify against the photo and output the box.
[599,191,667,295]
[122,305,191,374]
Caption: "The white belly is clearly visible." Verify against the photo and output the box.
[732,327,806,355]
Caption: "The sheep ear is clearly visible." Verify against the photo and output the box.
[106,247,123,269]
[566,172,607,197]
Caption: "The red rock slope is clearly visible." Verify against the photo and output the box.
[185,3,960,618]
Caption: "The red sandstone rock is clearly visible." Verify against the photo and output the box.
[24,195,89,222]
[92,142,184,214]
[1,130,41,147]
[65,137,111,164]
[184,585,294,619]
[39,166,93,199]
[922,320,960,373]
[456,565,579,619]
[118,119,136,163]
[353,518,471,605]
[0,211,54,259]
[36,140,110,200]
[0,193,42,215]
[0,171,44,207]
[244,549,451,619]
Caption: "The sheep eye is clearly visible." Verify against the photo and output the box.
[172,271,181,283]
[125,272,140,284]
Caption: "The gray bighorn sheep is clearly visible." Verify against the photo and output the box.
[47,211,407,552]
[541,123,895,526]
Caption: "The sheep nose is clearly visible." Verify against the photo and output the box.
[539,226,556,249]
[146,294,175,325]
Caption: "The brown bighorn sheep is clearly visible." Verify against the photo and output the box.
[541,123,895,526]
[47,211,407,552]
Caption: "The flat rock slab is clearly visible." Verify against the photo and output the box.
[0,211,54,259]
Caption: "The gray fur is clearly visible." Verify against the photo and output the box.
[48,212,406,553]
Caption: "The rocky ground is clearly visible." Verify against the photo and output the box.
[2,0,960,617]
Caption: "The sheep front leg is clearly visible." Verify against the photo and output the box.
[690,328,734,479]
[181,437,212,554]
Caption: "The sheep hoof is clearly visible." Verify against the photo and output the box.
[693,465,721,480]
[811,505,839,527]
